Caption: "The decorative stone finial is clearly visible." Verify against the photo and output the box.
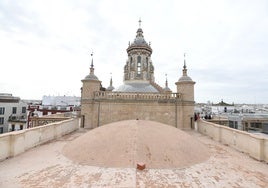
[164,73,171,92]
[110,73,113,86]
[90,51,94,75]
[165,74,168,87]
[138,18,142,28]
[107,72,115,91]
[90,52,94,68]
[183,53,187,76]
[83,51,99,81]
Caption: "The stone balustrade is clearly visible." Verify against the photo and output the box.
[93,91,181,101]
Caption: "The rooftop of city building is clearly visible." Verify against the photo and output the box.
[0,120,267,187]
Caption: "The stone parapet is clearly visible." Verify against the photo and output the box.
[93,91,181,102]
[0,118,79,161]
[197,119,268,163]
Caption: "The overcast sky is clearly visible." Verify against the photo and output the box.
[0,0,267,104]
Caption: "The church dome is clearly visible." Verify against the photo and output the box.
[83,74,99,81]
[133,29,148,45]
[115,81,159,93]
[117,20,163,93]
[106,85,115,91]
[127,27,152,54]
[178,75,193,82]
[164,86,171,92]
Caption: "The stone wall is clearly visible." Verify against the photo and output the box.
[81,89,195,130]
[0,118,79,161]
[197,119,268,163]
[98,101,177,127]
[82,97,195,130]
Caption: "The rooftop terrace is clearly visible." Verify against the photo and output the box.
[0,124,267,187]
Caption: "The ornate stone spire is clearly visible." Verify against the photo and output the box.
[177,53,193,83]
[110,75,113,86]
[107,73,115,91]
[83,51,99,81]
[136,18,144,38]
[183,53,187,76]
[165,74,168,87]
[90,52,94,75]
[164,74,171,92]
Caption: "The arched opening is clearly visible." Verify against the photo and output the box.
[137,56,141,76]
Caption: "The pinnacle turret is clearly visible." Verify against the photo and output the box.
[83,52,99,81]
[107,73,115,91]
[183,53,187,76]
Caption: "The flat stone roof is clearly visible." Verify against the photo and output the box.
[0,129,267,187]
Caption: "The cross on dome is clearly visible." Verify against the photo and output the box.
[138,18,142,28]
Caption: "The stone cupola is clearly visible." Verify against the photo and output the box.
[81,53,101,99]
[124,19,155,83]
[176,54,195,101]
[115,19,161,93]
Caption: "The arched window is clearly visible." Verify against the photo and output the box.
[130,57,134,68]
[144,57,148,68]
[137,56,141,76]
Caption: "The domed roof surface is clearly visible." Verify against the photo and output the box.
[106,85,115,91]
[164,86,171,92]
[178,75,193,82]
[127,27,152,54]
[115,81,159,93]
[63,120,210,169]
[132,28,148,45]
[84,74,99,81]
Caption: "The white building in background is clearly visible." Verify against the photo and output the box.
[228,114,268,134]
[0,93,27,133]
[27,96,80,128]
[42,95,80,106]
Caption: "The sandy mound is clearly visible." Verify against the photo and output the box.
[63,120,210,169]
